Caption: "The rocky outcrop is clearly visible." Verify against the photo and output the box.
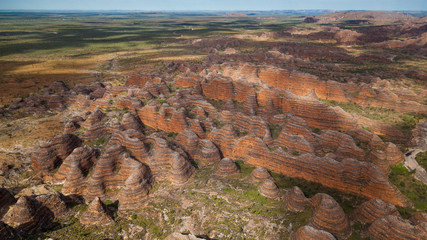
[117,164,152,210]
[137,103,187,133]
[32,134,81,172]
[215,158,239,177]
[80,197,114,226]
[350,198,399,224]
[35,193,69,220]
[286,186,309,212]
[176,129,221,166]
[409,213,427,225]
[367,215,425,240]
[229,135,409,206]
[258,179,280,199]
[54,145,99,183]
[309,193,352,239]
[251,167,272,183]
[2,196,54,234]
[290,225,336,240]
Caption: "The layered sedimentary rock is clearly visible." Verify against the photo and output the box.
[409,213,427,225]
[81,109,105,129]
[84,145,144,200]
[54,145,99,183]
[290,225,336,240]
[2,196,54,234]
[216,158,239,177]
[32,134,81,172]
[309,193,351,238]
[82,123,108,141]
[117,163,152,210]
[367,215,425,240]
[251,167,272,183]
[286,186,309,212]
[258,179,280,198]
[137,103,187,133]
[34,193,69,219]
[228,135,409,207]
[120,113,144,132]
[350,198,399,224]
[275,129,314,154]
[80,197,114,226]
[176,129,221,166]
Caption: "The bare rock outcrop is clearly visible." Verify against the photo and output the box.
[367,215,425,240]
[117,164,152,210]
[350,198,399,224]
[2,196,54,234]
[309,193,352,238]
[80,197,114,226]
[258,179,280,199]
[54,145,99,183]
[286,186,309,212]
[215,158,239,177]
[31,134,81,172]
[250,167,272,183]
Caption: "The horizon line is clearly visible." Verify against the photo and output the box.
[0,9,426,13]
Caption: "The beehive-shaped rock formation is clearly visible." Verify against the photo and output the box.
[216,158,239,177]
[80,197,114,226]
[170,152,196,185]
[2,196,54,234]
[251,167,272,183]
[350,198,399,224]
[290,225,336,240]
[367,215,425,240]
[118,164,152,210]
[309,193,351,239]
[286,186,309,212]
[54,145,99,183]
[176,129,221,166]
[32,134,81,172]
[258,179,280,198]
[81,109,105,128]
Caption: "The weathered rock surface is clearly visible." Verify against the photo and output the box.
[258,179,280,198]
[80,197,114,226]
[117,163,152,210]
[309,193,352,238]
[31,134,81,172]
[215,158,239,177]
[2,196,54,234]
[251,167,272,183]
[286,186,309,212]
[367,215,425,240]
[350,198,399,224]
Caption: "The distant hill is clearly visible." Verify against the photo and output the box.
[317,10,418,23]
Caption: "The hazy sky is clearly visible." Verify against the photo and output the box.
[0,0,425,11]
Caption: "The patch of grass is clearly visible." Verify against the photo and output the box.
[389,164,427,210]
[269,124,282,139]
[272,173,365,213]
[415,151,427,170]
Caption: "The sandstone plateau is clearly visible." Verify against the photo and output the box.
[1,10,426,239]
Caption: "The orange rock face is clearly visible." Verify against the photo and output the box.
[31,134,81,172]
[309,193,352,238]
[350,198,399,224]
[286,186,309,212]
